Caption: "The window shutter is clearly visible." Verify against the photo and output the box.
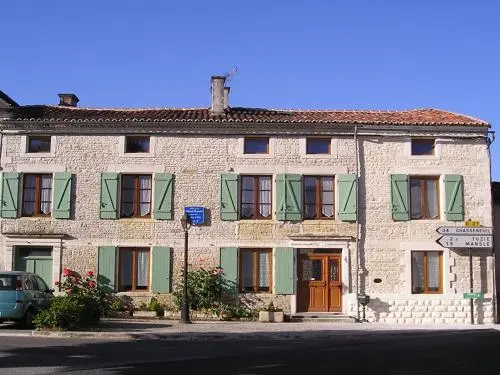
[53,172,72,219]
[220,247,238,294]
[1,172,20,218]
[100,173,118,219]
[98,246,116,293]
[444,174,464,221]
[153,173,174,220]
[391,174,410,221]
[338,174,357,221]
[274,247,294,294]
[276,174,302,221]
[220,174,239,221]
[151,246,171,293]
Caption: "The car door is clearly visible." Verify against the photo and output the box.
[34,275,52,310]
[28,275,44,312]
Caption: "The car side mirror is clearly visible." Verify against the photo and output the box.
[46,288,55,294]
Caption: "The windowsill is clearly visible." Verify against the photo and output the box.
[21,152,56,158]
[19,216,52,219]
[118,217,154,221]
[116,291,152,297]
[238,154,274,159]
[239,219,274,223]
[409,154,437,159]
[120,153,156,158]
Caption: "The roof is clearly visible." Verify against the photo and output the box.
[0,90,18,107]
[1,105,489,126]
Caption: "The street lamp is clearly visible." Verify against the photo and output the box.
[180,213,192,324]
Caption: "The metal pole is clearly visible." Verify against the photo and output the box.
[469,249,474,325]
[181,229,191,323]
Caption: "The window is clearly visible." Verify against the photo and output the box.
[411,251,443,294]
[244,137,269,154]
[411,138,435,155]
[118,247,150,292]
[306,138,331,154]
[120,175,152,218]
[241,175,272,219]
[410,176,439,219]
[27,136,51,153]
[125,136,150,153]
[303,176,334,219]
[239,249,272,293]
[22,174,52,217]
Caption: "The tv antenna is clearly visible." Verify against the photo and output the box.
[224,66,239,83]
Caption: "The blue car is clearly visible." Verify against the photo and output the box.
[0,271,53,327]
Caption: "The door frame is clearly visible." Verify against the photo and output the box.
[290,242,351,315]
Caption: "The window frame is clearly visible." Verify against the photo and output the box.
[411,138,435,156]
[27,136,52,153]
[306,138,331,155]
[120,174,152,218]
[21,173,53,217]
[411,251,443,294]
[118,247,151,292]
[243,137,269,154]
[240,175,273,220]
[125,136,151,154]
[238,248,273,293]
[409,176,440,220]
[303,175,335,220]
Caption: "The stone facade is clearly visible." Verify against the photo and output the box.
[0,86,495,324]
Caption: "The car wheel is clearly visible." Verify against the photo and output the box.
[21,309,34,329]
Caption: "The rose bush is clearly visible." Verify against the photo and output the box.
[34,268,107,330]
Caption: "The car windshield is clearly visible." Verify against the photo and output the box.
[0,274,18,290]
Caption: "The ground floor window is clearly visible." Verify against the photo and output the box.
[411,251,443,294]
[239,248,272,293]
[118,247,150,292]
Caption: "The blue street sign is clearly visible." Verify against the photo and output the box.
[184,206,205,225]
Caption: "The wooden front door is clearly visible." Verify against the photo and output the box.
[298,253,342,312]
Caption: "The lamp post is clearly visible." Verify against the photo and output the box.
[180,213,192,324]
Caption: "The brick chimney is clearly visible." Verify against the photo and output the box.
[58,93,79,107]
[223,87,230,110]
[210,76,226,115]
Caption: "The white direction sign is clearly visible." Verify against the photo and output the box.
[436,227,492,235]
[436,235,492,248]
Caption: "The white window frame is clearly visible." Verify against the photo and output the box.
[20,135,56,157]
[119,135,156,158]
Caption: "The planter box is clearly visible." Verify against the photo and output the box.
[133,311,158,318]
[259,311,284,323]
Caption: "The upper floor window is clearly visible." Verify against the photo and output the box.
[125,136,150,153]
[411,138,435,155]
[240,248,272,293]
[411,251,442,294]
[118,247,150,292]
[244,137,269,154]
[241,175,272,219]
[27,136,51,153]
[120,175,152,218]
[410,176,439,219]
[22,174,52,217]
[303,176,334,219]
[306,138,331,154]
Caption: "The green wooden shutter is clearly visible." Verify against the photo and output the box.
[276,174,302,221]
[98,246,116,293]
[151,246,171,293]
[220,247,238,294]
[53,172,72,219]
[391,174,410,221]
[220,174,239,221]
[153,173,173,220]
[274,247,294,294]
[444,174,464,221]
[1,172,20,218]
[338,174,357,221]
[100,173,118,219]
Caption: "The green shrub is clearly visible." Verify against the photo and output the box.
[34,296,86,330]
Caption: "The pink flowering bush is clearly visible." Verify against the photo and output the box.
[34,269,107,330]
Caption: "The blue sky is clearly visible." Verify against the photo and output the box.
[2,1,499,178]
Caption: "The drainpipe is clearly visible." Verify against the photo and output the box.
[487,130,497,322]
[354,125,360,321]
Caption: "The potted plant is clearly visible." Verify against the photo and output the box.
[258,302,284,323]
[133,297,164,318]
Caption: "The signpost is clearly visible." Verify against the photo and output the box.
[184,206,205,225]
[435,225,492,325]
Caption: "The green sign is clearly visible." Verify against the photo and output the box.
[463,293,484,299]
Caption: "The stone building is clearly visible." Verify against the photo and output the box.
[0,76,495,323]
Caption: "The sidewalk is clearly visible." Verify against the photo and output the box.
[1,318,499,340]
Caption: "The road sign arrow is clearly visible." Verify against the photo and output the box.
[436,235,492,248]
[436,226,492,235]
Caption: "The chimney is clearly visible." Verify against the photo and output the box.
[210,76,226,115]
[223,87,230,110]
[58,93,79,107]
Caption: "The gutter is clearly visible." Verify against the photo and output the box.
[487,131,497,323]
[354,125,361,321]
